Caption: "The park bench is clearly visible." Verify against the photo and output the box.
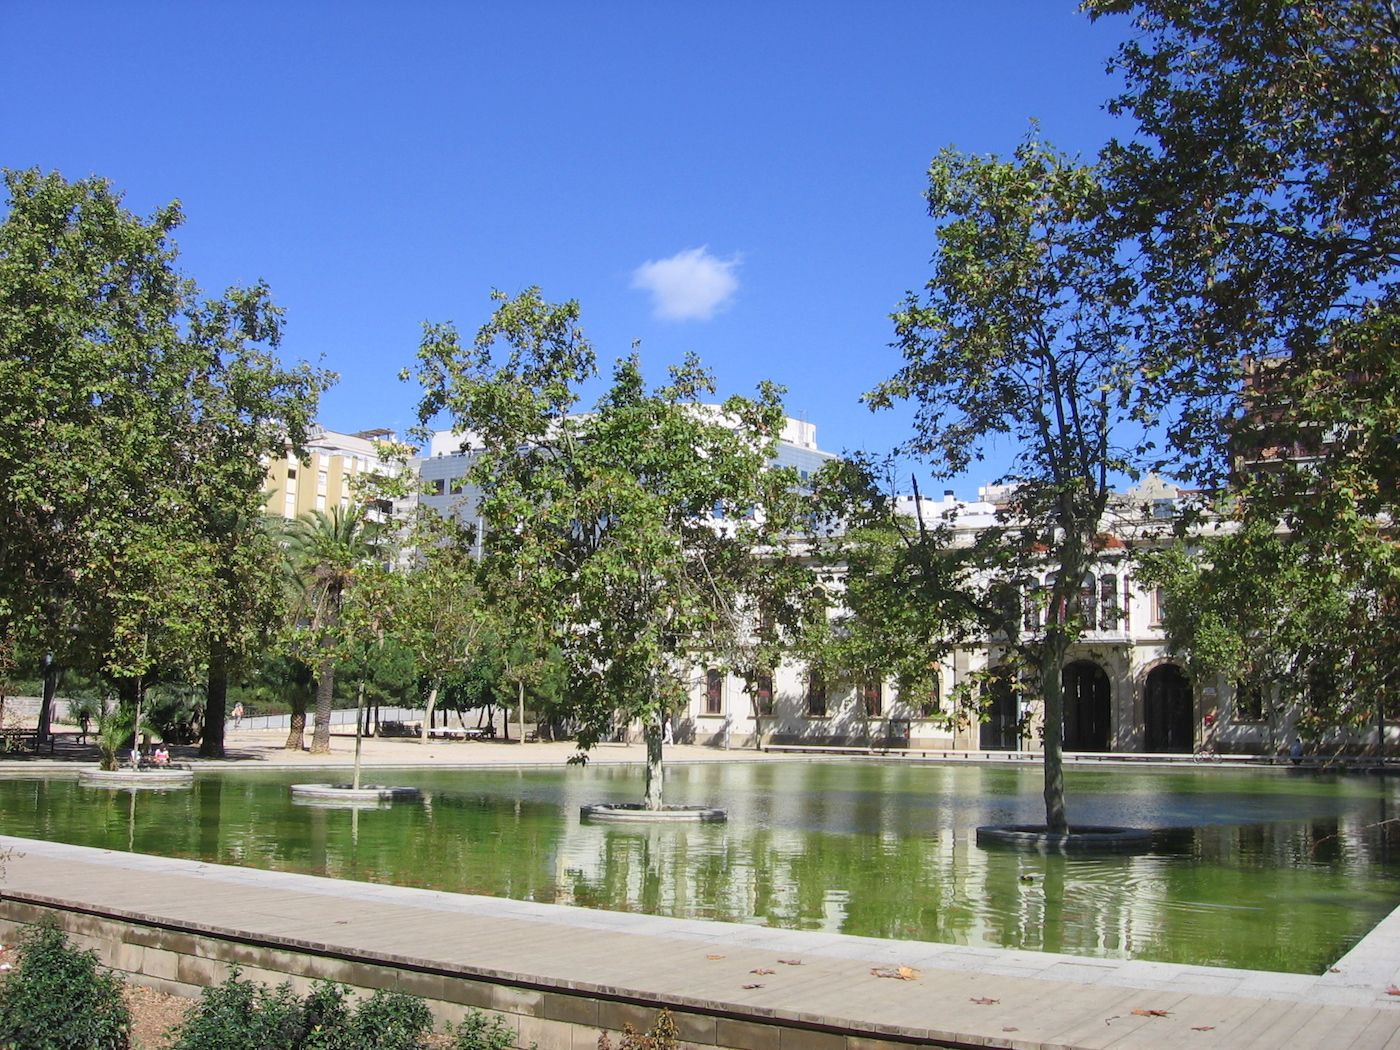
[0,728,56,754]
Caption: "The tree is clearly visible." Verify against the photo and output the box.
[407,288,806,808]
[1086,0,1400,493]
[1085,0,1400,735]
[0,169,327,750]
[869,134,1173,832]
[1137,521,1400,747]
[176,286,329,757]
[803,456,993,745]
[381,510,492,746]
[283,507,379,753]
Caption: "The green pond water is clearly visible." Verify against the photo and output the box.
[4,761,1399,974]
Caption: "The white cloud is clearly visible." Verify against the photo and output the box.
[630,246,740,321]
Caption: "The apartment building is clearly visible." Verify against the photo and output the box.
[263,426,407,522]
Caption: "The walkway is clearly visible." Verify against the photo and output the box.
[1,836,1397,1049]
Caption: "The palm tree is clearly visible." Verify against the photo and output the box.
[283,506,377,754]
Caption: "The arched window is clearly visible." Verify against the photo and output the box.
[704,669,723,715]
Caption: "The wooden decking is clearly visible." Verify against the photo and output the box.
[0,836,1397,1048]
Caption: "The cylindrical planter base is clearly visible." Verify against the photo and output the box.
[290,784,422,806]
[78,768,194,790]
[976,824,1154,852]
[580,803,727,823]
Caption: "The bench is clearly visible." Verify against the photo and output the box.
[0,728,56,754]
[427,726,495,741]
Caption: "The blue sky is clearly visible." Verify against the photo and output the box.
[3,2,1130,496]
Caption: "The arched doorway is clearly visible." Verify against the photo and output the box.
[1144,664,1192,753]
[980,666,1019,751]
[1062,661,1111,751]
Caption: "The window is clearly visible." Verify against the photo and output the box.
[705,669,723,715]
[430,478,447,496]
[1150,587,1167,625]
[1099,574,1119,628]
[806,672,827,717]
[286,467,298,479]
[863,679,883,718]
[315,493,326,512]
[756,671,774,716]
[282,490,296,518]
[1023,585,1041,631]
[1236,681,1265,722]
[921,675,941,717]
[317,469,328,496]
[1079,573,1098,630]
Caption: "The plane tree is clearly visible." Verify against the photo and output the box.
[868,135,1176,833]
[406,288,806,808]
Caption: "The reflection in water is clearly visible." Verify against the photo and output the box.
[2,763,1397,973]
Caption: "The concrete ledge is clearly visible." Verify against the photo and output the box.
[580,803,727,823]
[1,836,1399,1049]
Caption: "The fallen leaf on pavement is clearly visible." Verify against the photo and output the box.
[1191,1026,1216,1032]
[741,983,764,990]
[1002,1026,1019,1033]
[871,965,920,980]
[970,997,999,1006]
[778,958,803,965]
[750,968,775,975]
[705,954,725,961]
[1132,1008,1171,1018]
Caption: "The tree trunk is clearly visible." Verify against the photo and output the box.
[284,686,306,750]
[353,678,367,791]
[518,679,526,743]
[643,716,664,810]
[200,640,228,758]
[37,657,57,745]
[1041,630,1069,834]
[420,679,440,744]
[310,656,335,753]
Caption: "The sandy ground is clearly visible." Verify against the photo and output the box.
[0,724,783,773]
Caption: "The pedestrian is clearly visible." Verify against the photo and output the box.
[232,701,244,729]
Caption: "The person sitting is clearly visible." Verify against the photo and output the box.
[152,745,170,766]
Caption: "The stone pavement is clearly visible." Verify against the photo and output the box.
[1,836,1398,1049]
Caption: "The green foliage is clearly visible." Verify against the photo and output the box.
[96,704,133,771]
[872,132,1172,830]
[0,168,328,752]
[804,456,988,725]
[596,1008,678,1050]
[170,971,433,1050]
[447,1009,518,1050]
[0,922,131,1050]
[336,989,433,1050]
[1137,520,1400,734]
[406,288,812,806]
[1087,0,1400,541]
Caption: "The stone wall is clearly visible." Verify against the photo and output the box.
[0,893,937,1050]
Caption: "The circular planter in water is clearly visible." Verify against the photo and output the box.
[976,824,1154,853]
[290,783,421,806]
[581,803,727,823]
[79,768,194,790]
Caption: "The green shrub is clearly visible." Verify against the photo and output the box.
[0,922,131,1050]
[448,1009,516,1050]
[340,989,433,1050]
[597,1008,678,1050]
[170,973,435,1050]
[167,968,308,1050]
